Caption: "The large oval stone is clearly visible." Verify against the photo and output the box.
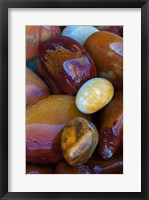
[38,36,96,95]
[85,31,123,90]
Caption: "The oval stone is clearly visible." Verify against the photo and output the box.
[76,78,114,114]
[61,117,99,166]
[38,36,96,94]
[84,31,123,90]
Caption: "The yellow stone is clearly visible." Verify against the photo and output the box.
[76,78,114,114]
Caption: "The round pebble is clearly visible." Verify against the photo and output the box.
[76,78,114,114]
[61,117,99,166]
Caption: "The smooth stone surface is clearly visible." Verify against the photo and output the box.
[61,117,99,166]
[38,36,96,94]
[55,161,92,174]
[62,26,99,45]
[76,78,114,114]
[26,68,50,107]
[85,31,123,90]
[87,154,123,174]
[98,91,123,160]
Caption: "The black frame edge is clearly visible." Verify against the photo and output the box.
[0,0,2,197]
[141,1,148,200]
[0,0,147,8]
[1,1,8,200]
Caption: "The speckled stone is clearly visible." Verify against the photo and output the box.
[76,78,114,114]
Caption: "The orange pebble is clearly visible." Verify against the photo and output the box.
[85,31,123,89]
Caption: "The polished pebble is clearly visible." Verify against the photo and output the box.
[38,36,96,94]
[62,26,99,45]
[98,91,123,159]
[76,78,114,114]
[87,154,123,174]
[26,68,50,107]
[85,31,123,89]
[61,117,99,166]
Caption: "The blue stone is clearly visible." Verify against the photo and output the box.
[62,26,99,45]
[26,57,39,72]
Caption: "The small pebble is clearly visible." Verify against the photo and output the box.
[61,117,99,166]
[76,78,114,114]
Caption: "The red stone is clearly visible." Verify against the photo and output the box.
[98,91,123,160]
[96,26,123,37]
[38,36,96,94]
